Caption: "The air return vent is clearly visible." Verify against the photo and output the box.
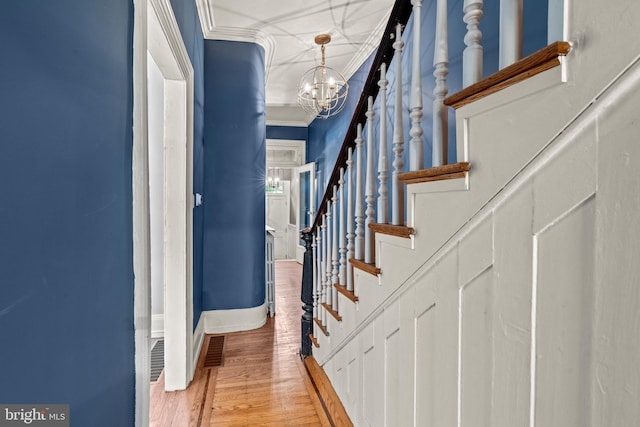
[150,339,164,382]
[203,336,225,368]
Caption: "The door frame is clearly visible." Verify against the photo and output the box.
[133,0,195,423]
[295,162,316,263]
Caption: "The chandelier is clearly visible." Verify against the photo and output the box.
[297,34,349,120]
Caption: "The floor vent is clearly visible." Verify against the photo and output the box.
[150,339,164,382]
[203,336,225,368]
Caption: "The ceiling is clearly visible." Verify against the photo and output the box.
[196,0,395,126]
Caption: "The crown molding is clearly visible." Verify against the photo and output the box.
[196,0,275,82]
[266,104,315,127]
[342,7,392,81]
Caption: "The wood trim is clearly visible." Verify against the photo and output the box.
[402,171,468,185]
[398,162,470,183]
[314,317,330,337]
[322,303,343,322]
[309,333,320,348]
[349,258,381,276]
[334,284,359,303]
[304,356,354,427]
[368,223,415,238]
[444,41,571,109]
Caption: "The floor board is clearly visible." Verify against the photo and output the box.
[150,260,331,426]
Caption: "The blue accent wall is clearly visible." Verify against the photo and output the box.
[0,1,135,425]
[266,125,308,141]
[169,0,205,330]
[307,53,375,208]
[202,40,266,310]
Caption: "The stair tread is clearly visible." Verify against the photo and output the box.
[322,303,343,322]
[398,162,470,184]
[444,41,571,109]
[313,317,330,337]
[368,223,415,238]
[334,283,359,303]
[308,333,320,348]
[348,259,381,276]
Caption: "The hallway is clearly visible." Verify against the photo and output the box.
[150,260,330,426]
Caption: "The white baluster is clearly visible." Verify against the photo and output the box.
[313,232,318,321]
[392,23,405,226]
[317,231,323,321]
[365,96,376,264]
[354,124,365,261]
[346,147,355,291]
[325,201,332,308]
[410,0,424,171]
[338,168,346,288]
[463,0,484,87]
[320,216,327,325]
[433,0,449,167]
[377,63,389,224]
[499,0,523,68]
[331,185,339,311]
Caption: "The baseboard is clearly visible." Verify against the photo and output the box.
[151,314,164,338]
[191,313,205,379]
[202,301,267,334]
[304,356,353,426]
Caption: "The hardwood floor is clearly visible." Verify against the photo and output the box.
[150,260,331,426]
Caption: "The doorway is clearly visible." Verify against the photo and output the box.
[133,0,195,422]
[265,140,309,261]
[146,0,194,393]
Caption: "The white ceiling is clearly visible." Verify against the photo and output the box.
[196,0,394,125]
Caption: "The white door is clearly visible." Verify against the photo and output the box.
[295,162,315,263]
[266,181,290,260]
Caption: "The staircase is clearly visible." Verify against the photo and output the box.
[301,0,640,425]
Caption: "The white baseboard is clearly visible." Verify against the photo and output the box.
[202,301,267,334]
[151,314,164,338]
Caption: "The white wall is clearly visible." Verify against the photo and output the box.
[147,52,164,327]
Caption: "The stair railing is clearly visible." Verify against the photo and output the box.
[302,0,545,354]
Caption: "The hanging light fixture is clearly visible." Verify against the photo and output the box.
[297,34,349,120]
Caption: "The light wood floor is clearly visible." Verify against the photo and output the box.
[150,260,331,427]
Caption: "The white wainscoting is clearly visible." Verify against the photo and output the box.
[316,46,640,426]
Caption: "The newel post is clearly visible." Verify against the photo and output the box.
[300,227,314,357]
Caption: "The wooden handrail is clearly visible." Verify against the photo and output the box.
[312,0,413,231]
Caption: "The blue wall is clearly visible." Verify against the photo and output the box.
[307,0,548,217]
[169,0,205,329]
[202,40,266,310]
[307,53,375,207]
[266,125,308,141]
[0,1,135,425]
